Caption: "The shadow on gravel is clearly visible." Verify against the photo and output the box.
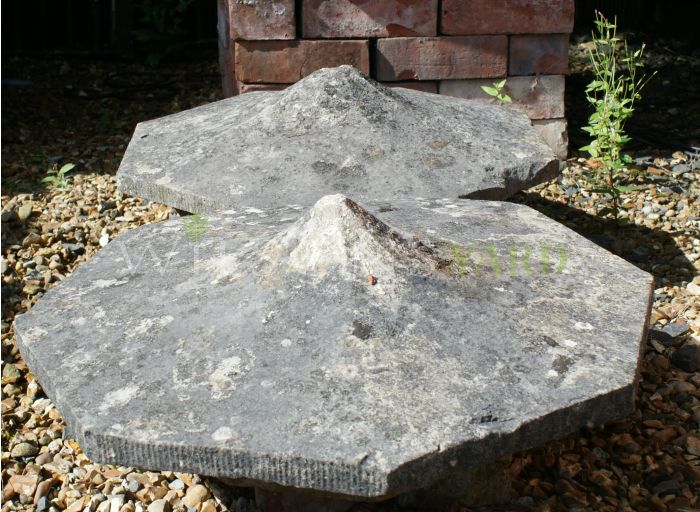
[511,192,697,289]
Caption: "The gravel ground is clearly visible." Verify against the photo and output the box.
[2,40,699,512]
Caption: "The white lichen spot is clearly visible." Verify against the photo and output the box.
[71,317,87,326]
[204,253,239,281]
[212,426,234,442]
[229,184,246,195]
[208,356,243,398]
[128,315,174,338]
[547,369,559,378]
[99,385,139,412]
[21,327,48,345]
[328,364,359,380]
[574,322,594,331]
[136,163,164,175]
[93,278,128,289]
[561,339,577,348]
[280,338,292,347]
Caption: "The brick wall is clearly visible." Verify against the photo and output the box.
[218,0,573,158]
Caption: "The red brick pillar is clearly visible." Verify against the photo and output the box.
[219,0,573,158]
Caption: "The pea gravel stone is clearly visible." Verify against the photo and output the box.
[13,195,652,499]
[116,66,558,214]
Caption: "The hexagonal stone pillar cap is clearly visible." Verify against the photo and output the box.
[117,66,558,214]
[14,195,652,499]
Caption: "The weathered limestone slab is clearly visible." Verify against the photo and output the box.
[117,66,558,214]
[15,195,652,499]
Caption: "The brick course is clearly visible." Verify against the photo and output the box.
[302,0,437,38]
[439,75,565,120]
[376,36,507,81]
[509,34,569,75]
[228,0,296,40]
[235,40,370,83]
[441,0,574,35]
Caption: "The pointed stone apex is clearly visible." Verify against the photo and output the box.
[252,65,404,130]
[261,194,408,281]
[284,65,390,100]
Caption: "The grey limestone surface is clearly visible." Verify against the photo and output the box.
[14,195,652,499]
[117,66,558,214]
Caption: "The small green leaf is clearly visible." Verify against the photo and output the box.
[481,86,499,97]
[615,184,639,193]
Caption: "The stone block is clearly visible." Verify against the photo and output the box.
[235,40,370,83]
[302,0,437,38]
[228,0,296,40]
[15,194,653,499]
[117,66,557,214]
[533,118,568,159]
[439,75,565,120]
[376,36,507,81]
[441,0,575,35]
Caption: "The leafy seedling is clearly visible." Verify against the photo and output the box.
[580,11,655,220]
[481,79,512,103]
[42,163,75,190]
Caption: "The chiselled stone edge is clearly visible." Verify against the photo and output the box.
[116,172,231,216]
[14,272,653,499]
[116,157,561,216]
[462,154,560,200]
